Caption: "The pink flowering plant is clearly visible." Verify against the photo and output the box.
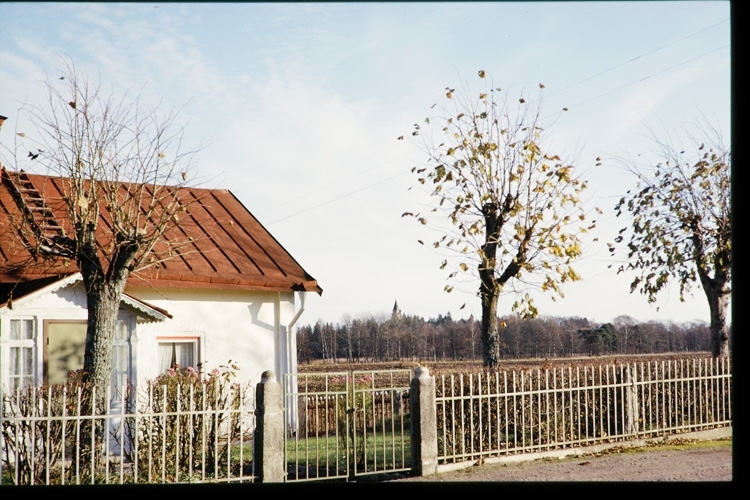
[124,361,245,481]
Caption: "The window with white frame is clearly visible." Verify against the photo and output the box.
[157,337,199,374]
[9,319,35,390]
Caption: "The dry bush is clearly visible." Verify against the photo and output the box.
[1,371,95,485]
[122,363,245,482]
[434,354,729,460]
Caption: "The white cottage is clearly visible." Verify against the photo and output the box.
[0,168,322,394]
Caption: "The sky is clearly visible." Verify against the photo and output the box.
[0,2,731,327]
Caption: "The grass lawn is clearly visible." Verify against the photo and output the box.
[285,424,412,480]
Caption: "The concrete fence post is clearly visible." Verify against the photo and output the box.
[254,370,285,483]
[410,366,437,476]
[624,364,639,437]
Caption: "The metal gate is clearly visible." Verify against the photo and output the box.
[283,370,411,481]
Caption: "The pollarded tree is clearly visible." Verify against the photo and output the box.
[1,60,202,405]
[403,71,594,369]
[611,122,730,357]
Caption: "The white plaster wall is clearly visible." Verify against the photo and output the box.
[128,287,300,388]
[1,280,305,392]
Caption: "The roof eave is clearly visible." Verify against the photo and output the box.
[0,273,172,322]
[121,292,173,322]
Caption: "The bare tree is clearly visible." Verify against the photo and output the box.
[612,121,730,357]
[1,60,202,405]
[613,315,638,354]
[403,71,594,369]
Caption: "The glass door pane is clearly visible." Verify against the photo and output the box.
[45,321,86,385]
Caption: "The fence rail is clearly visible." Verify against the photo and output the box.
[284,370,411,481]
[297,391,409,437]
[1,355,732,484]
[435,356,731,464]
[1,382,255,485]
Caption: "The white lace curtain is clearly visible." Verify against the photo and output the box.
[158,341,196,373]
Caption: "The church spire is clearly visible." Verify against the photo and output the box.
[392,300,402,320]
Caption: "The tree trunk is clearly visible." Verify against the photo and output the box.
[694,247,730,357]
[706,281,730,357]
[480,201,503,369]
[82,275,127,411]
[691,221,730,358]
[481,285,500,369]
[78,269,128,474]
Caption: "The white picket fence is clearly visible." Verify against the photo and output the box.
[435,356,732,464]
[1,382,255,485]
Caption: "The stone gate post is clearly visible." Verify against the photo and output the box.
[410,366,437,476]
[254,370,285,482]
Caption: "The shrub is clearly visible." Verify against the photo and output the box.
[123,361,247,482]
[1,370,94,485]
[329,374,375,468]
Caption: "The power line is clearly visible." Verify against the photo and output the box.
[269,37,727,226]
[546,19,728,99]
[258,152,413,216]
[568,44,728,111]
[266,170,410,225]
[266,21,729,225]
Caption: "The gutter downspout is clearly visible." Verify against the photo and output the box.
[286,291,306,379]
[284,291,306,435]
[288,290,306,334]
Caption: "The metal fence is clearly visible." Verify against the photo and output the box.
[284,370,411,481]
[435,356,731,464]
[1,382,255,485]
[2,356,732,484]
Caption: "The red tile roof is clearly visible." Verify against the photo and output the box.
[0,168,321,294]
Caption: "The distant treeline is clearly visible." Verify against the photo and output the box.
[297,313,729,364]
